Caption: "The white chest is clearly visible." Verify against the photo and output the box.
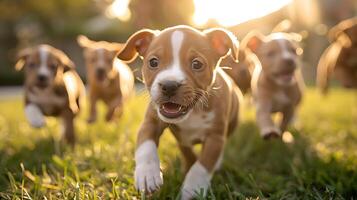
[175,111,215,146]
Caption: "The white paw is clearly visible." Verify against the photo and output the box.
[134,140,163,193]
[135,162,163,193]
[181,162,212,200]
[25,104,45,128]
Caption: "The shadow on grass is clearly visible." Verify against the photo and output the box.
[0,137,57,190]
[154,120,357,199]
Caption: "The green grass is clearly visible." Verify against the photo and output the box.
[0,88,356,199]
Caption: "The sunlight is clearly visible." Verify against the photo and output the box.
[105,0,131,21]
[193,0,293,27]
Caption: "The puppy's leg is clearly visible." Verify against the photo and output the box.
[87,94,97,124]
[181,134,224,200]
[256,102,281,139]
[105,97,122,122]
[178,145,197,174]
[62,110,75,146]
[280,106,294,133]
[25,104,45,128]
[134,116,165,194]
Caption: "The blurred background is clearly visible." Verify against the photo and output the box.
[0,0,356,86]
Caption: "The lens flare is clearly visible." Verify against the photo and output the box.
[193,0,293,27]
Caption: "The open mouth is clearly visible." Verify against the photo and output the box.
[159,102,191,119]
[276,71,294,82]
[36,82,48,89]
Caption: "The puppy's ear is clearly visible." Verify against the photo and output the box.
[241,31,264,54]
[53,48,75,72]
[204,28,239,61]
[77,35,94,48]
[117,29,157,62]
[15,47,32,71]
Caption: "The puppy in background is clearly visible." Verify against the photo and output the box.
[117,25,241,199]
[221,48,255,94]
[77,35,134,123]
[244,32,304,139]
[15,44,85,145]
[317,17,357,93]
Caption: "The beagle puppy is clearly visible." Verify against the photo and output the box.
[15,44,85,145]
[77,35,135,123]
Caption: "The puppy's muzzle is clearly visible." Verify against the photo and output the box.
[96,68,106,81]
[159,80,182,97]
[36,74,49,88]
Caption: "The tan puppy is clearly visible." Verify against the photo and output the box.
[15,44,85,145]
[117,25,241,199]
[77,35,134,123]
[221,49,256,94]
[317,17,357,93]
[244,32,304,139]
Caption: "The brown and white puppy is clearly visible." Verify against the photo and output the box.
[117,25,241,199]
[221,49,256,94]
[244,32,304,139]
[15,44,85,145]
[317,17,357,93]
[77,35,134,123]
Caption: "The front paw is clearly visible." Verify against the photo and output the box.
[135,163,163,194]
[25,104,45,128]
[261,126,281,140]
[181,162,212,200]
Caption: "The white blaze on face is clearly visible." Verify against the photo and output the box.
[38,46,50,77]
[277,39,295,60]
[150,31,186,100]
[96,48,106,67]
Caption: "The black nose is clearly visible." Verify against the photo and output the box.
[159,81,182,97]
[283,58,295,67]
[96,68,105,75]
[37,74,48,82]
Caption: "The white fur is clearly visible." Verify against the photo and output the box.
[177,111,215,146]
[261,126,281,137]
[38,46,50,77]
[25,104,45,128]
[181,161,212,200]
[97,48,105,66]
[277,39,294,61]
[150,31,186,122]
[135,140,163,193]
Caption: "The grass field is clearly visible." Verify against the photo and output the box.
[0,88,356,199]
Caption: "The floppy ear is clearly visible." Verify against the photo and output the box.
[53,48,75,72]
[15,48,32,71]
[204,28,239,61]
[241,31,265,54]
[77,35,95,48]
[117,29,157,62]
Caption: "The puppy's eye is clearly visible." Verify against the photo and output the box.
[191,59,203,71]
[49,63,57,69]
[149,57,159,68]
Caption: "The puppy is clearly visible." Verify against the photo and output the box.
[15,44,85,145]
[317,17,357,93]
[77,35,134,123]
[244,32,304,139]
[221,49,256,94]
[117,25,241,199]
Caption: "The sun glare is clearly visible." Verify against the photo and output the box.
[193,0,293,27]
[105,0,131,21]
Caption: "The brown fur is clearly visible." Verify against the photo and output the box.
[77,35,135,123]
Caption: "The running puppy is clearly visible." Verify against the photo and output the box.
[15,44,85,145]
[77,35,134,123]
[244,32,304,139]
[117,25,241,199]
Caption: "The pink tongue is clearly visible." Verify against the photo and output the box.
[281,74,292,82]
[163,103,181,113]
